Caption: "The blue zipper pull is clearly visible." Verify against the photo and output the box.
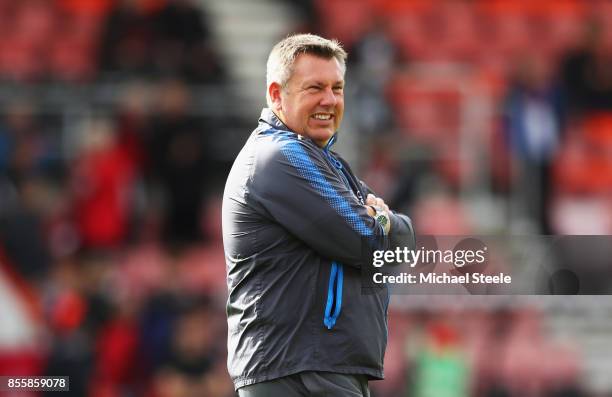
[324,261,344,329]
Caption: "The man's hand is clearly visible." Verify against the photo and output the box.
[366,194,391,234]
[366,194,389,216]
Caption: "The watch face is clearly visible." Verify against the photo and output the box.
[375,209,390,235]
[377,214,388,226]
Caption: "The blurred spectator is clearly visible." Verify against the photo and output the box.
[152,0,224,83]
[141,293,233,397]
[113,82,153,241]
[0,177,51,281]
[115,81,152,175]
[0,101,57,281]
[44,257,96,397]
[98,0,223,82]
[89,297,141,396]
[164,302,216,379]
[410,319,469,397]
[502,53,564,233]
[0,101,59,183]
[138,290,179,375]
[289,0,319,34]
[71,118,137,249]
[98,0,156,78]
[173,198,227,298]
[560,16,612,115]
[147,80,212,246]
[387,145,440,213]
[346,21,399,139]
[361,137,402,201]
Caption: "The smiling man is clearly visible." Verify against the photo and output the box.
[222,34,415,397]
[269,49,344,146]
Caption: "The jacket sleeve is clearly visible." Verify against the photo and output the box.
[249,139,388,267]
[359,181,417,251]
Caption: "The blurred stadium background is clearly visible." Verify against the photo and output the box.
[0,0,611,396]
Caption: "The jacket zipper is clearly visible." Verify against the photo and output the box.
[324,261,343,329]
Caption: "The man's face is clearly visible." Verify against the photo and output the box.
[273,54,345,147]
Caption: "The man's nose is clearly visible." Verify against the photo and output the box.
[319,87,337,107]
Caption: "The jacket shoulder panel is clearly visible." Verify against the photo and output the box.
[253,130,374,239]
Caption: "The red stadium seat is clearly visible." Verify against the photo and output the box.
[0,35,45,81]
[384,11,429,61]
[412,194,473,235]
[49,36,97,83]
[370,0,431,16]
[316,0,373,48]
[553,117,612,195]
[387,73,461,143]
[58,0,115,17]
[441,2,482,62]
[13,0,57,46]
[48,13,101,82]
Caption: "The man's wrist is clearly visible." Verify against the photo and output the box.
[370,205,391,235]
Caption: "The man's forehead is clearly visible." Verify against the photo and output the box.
[291,54,344,80]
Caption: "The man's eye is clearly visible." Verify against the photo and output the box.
[333,87,343,93]
[307,86,320,92]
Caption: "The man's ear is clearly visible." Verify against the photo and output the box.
[268,82,283,111]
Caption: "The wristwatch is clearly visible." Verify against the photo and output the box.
[370,206,391,235]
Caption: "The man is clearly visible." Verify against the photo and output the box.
[222,34,415,396]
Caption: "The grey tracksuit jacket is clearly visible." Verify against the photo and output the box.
[222,108,415,390]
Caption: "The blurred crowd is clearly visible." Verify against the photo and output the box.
[0,1,234,396]
[0,0,611,396]
[310,0,612,236]
[374,307,583,397]
[0,0,223,83]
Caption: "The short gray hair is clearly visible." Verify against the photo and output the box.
[266,34,347,106]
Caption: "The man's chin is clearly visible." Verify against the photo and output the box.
[307,129,334,143]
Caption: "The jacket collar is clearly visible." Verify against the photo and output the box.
[259,108,288,131]
[259,108,339,150]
